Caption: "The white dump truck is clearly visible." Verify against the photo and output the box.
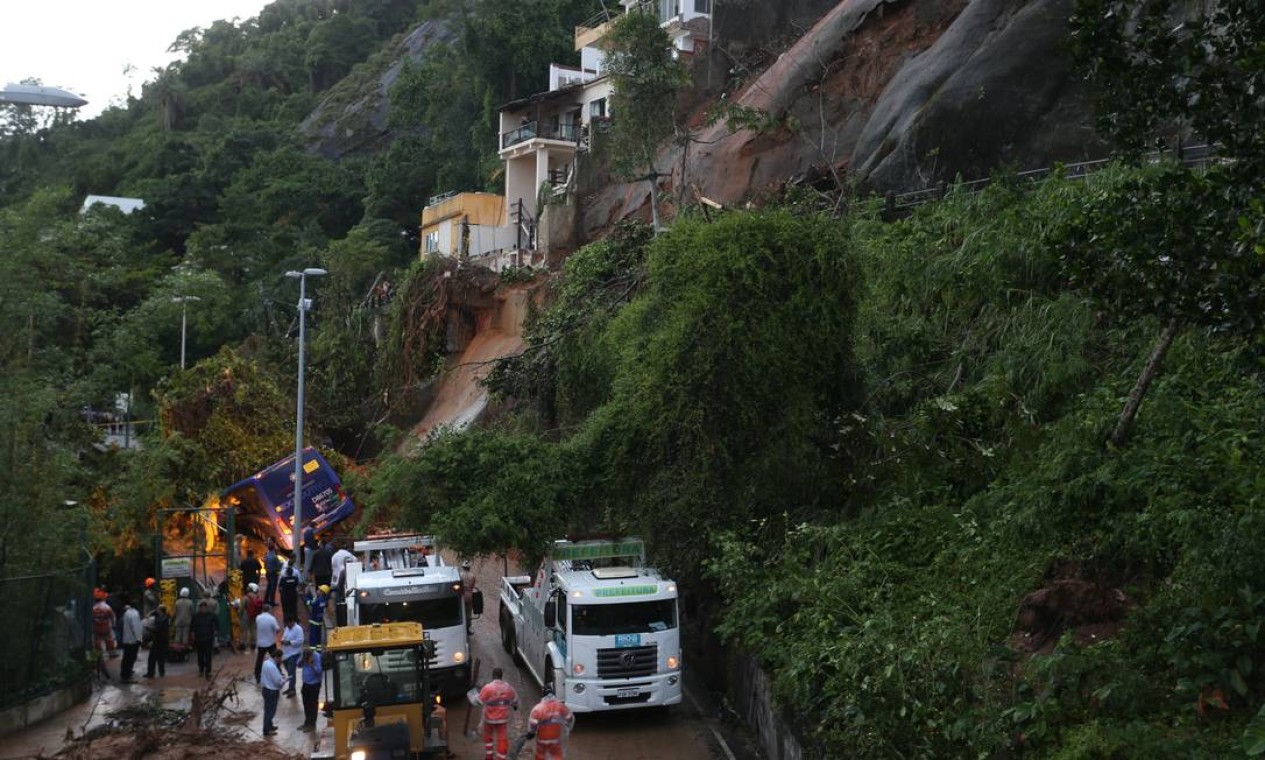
[499,537,683,712]
[344,534,480,697]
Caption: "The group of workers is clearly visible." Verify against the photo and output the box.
[476,667,575,760]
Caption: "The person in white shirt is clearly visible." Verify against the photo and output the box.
[254,603,280,684]
[259,649,285,736]
[280,616,305,696]
[119,598,145,683]
[331,544,356,593]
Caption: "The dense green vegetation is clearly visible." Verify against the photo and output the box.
[3,0,1265,755]
[0,0,602,578]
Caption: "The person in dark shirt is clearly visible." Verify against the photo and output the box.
[264,540,282,605]
[145,606,170,678]
[240,548,262,588]
[279,558,301,622]
[191,600,219,679]
[309,541,334,590]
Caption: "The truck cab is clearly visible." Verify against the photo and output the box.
[499,538,683,713]
[344,535,478,698]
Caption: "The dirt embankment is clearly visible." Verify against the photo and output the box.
[401,284,535,451]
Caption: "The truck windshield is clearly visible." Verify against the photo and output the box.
[332,647,423,708]
[572,600,677,636]
[359,598,463,629]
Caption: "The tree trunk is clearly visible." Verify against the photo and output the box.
[1110,318,1180,447]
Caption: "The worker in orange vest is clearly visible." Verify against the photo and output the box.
[477,667,519,760]
[526,684,575,760]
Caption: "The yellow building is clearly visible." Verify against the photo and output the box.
[419,192,516,259]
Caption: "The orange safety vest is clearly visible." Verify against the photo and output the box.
[529,696,573,743]
[479,679,519,724]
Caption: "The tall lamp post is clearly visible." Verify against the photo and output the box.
[172,295,200,369]
[285,268,327,557]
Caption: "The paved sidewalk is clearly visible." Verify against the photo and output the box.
[2,643,318,759]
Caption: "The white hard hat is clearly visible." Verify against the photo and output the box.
[248,582,259,593]
[179,587,190,598]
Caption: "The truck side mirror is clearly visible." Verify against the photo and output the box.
[544,600,556,628]
[472,589,484,616]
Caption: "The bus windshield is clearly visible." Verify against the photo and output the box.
[359,597,463,629]
[572,600,678,636]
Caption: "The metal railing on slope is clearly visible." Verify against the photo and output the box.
[885,142,1219,213]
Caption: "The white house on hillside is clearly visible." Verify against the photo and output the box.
[496,0,711,255]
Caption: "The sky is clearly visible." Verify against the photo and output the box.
[1,1,275,118]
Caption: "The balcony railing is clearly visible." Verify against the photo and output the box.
[501,122,583,150]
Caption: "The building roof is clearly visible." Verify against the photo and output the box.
[81,195,146,214]
[498,80,590,113]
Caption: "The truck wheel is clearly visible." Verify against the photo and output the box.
[546,662,561,698]
[500,618,514,655]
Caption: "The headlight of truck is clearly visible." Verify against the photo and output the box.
[667,655,680,670]
[572,663,585,676]
[350,751,367,760]
[453,651,465,664]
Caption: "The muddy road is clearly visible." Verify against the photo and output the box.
[445,556,739,760]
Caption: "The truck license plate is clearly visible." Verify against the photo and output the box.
[614,633,641,648]
[616,687,639,698]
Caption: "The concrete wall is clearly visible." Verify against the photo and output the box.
[729,653,808,760]
[0,676,90,737]
[539,195,578,256]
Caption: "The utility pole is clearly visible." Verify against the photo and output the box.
[285,268,327,557]
[172,295,200,369]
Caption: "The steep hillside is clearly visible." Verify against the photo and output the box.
[299,19,456,159]
[582,0,1103,237]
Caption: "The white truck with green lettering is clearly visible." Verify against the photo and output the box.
[498,538,683,712]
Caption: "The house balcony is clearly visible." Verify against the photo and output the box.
[500,121,583,152]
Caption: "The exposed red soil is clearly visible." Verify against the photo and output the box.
[1011,579,1135,654]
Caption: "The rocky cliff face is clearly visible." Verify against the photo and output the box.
[299,19,455,160]
[581,0,1106,239]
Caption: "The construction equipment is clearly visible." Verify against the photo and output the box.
[312,622,448,760]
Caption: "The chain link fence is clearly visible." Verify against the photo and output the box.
[0,563,94,710]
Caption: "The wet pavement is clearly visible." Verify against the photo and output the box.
[4,554,758,760]
[2,642,322,759]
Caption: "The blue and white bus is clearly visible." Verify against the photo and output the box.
[222,447,355,550]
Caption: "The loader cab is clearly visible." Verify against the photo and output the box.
[320,622,447,760]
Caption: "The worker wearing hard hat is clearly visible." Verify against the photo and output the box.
[142,577,159,618]
[173,587,194,645]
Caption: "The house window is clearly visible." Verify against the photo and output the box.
[694,0,711,12]
[424,230,439,253]
[590,98,607,119]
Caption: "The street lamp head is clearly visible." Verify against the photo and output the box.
[172,295,201,303]
[286,268,328,278]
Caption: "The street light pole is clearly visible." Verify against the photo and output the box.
[172,295,200,369]
[285,268,327,558]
